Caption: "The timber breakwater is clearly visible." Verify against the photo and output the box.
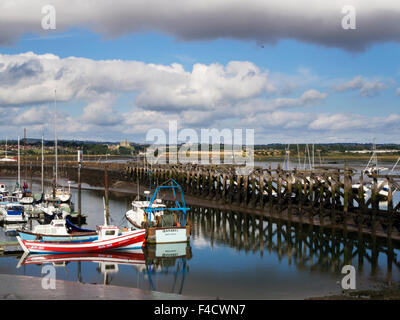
[1,161,400,241]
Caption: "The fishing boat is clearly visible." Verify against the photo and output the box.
[125,179,191,244]
[17,217,97,243]
[17,226,145,254]
[0,203,27,223]
[0,182,8,195]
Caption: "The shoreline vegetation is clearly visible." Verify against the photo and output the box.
[1,152,399,165]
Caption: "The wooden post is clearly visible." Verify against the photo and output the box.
[222,173,227,203]
[358,174,365,209]
[259,174,264,208]
[104,165,109,224]
[29,161,33,192]
[77,156,82,223]
[243,175,248,206]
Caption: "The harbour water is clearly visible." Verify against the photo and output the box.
[0,165,400,299]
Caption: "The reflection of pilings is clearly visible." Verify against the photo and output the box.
[188,205,400,276]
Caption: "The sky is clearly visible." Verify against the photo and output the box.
[0,0,400,144]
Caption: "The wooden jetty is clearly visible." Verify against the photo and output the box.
[2,161,400,240]
[123,163,400,240]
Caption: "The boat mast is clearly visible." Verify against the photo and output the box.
[41,134,44,195]
[54,89,58,186]
[297,143,300,169]
[390,156,400,175]
[5,137,7,159]
[17,136,20,187]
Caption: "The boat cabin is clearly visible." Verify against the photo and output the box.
[33,219,69,236]
[0,183,8,194]
[126,200,166,228]
[97,225,120,240]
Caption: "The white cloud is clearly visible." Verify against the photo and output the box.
[0,52,398,143]
[332,75,387,97]
[309,113,400,131]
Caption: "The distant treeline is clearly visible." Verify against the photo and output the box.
[254,143,400,153]
[1,140,400,156]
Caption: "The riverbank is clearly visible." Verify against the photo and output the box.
[0,274,213,300]
[308,285,400,300]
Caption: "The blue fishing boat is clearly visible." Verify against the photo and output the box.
[0,203,26,223]
[126,179,191,244]
[17,218,98,243]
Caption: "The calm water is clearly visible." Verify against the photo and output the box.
[1,162,400,299]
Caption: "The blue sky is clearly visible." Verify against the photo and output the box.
[0,1,399,143]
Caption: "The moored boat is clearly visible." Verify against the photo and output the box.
[17,218,97,243]
[125,179,191,244]
[17,226,145,254]
[0,203,27,223]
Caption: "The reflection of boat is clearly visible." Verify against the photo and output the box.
[17,251,146,268]
[16,243,192,293]
[144,242,192,260]
[2,222,27,236]
[126,179,191,244]
[143,243,192,294]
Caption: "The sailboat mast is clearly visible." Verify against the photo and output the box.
[5,138,7,159]
[17,136,20,187]
[54,89,58,186]
[41,134,44,194]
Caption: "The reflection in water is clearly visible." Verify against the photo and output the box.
[16,243,192,294]
[1,223,27,237]
[188,205,400,285]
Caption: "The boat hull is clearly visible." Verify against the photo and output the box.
[146,226,191,244]
[17,230,98,243]
[17,229,146,253]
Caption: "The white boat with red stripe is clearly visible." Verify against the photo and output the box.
[16,226,145,254]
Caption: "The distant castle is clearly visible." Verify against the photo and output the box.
[120,140,131,148]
